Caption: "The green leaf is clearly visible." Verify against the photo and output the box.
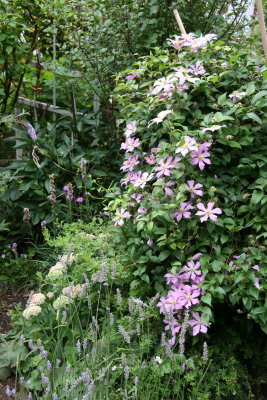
[252,90,267,105]
[217,93,227,106]
[211,260,224,272]
[141,274,150,284]
[251,190,263,205]
[6,46,12,54]
[220,235,228,244]
[10,189,23,201]
[228,141,241,149]
[201,293,212,306]
[158,250,170,261]
[246,82,255,95]
[248,287,259,300]
[246,112,262,125]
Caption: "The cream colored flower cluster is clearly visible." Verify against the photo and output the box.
[23,252,77,319]
[22,292,45,320]
[47,252,75,280]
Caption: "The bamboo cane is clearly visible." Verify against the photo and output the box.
[255,0,267,63]
[173,9,187,35]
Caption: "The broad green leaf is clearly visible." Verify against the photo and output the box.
[246,112,262,125]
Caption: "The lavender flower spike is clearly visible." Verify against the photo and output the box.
[27,123,37,141]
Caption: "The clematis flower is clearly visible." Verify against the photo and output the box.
[121,137,141,152]
[185,180,203,199]
[148,110,173,128]
[187,61,206,75]
[178,285,201,308]
[202,125,226,133]
[134,172,154,189]
[126,71,139,81]
[120,155,139,172]
[136,207,148,220]
[131,193,143,203]
[196,202,222,222]
[229,91,246,104]
[125,121,137,138]
[190,149,211,170]
[113,208,132,227]
[180,261,201,281]
[175,136,197,156]
[172,202,194,222]
[154,156,181,178]
[189,312,209,336]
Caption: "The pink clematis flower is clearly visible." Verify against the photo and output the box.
[196,202,222,222]
[180,261,202,281]
[172,202,194,222]
[189,312,209,336]
[125,121,137,138]
[121,137,141,152]
[126,71,139,81]
[120,155,139,172]
[185,180,203,199]
[154,156,181,178]
[190,149,211,170]
[187,61,206,75]
[113,208,132,227]
[136,207,148,221]
[175,136,198,156]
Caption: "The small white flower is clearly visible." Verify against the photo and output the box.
[111,366,117,371]
[155,356,163,364]
[46,292,54,299]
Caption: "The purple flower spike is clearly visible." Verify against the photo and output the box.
[27,123,37,141]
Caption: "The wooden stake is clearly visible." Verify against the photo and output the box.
[255,0,267,63]
[173,9,186,35]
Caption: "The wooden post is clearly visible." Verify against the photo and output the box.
[173,9,187,35]
[255,0,267,63]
